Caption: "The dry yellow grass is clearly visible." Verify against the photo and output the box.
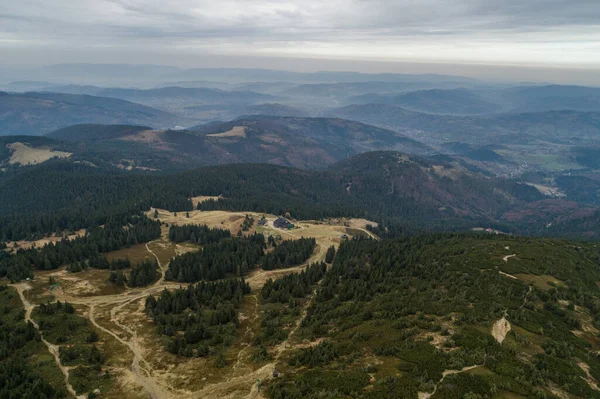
[206,126,247,138]
[5,229,86,253]
[7,142,72,165]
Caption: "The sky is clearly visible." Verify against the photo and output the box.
[1,0,600,83]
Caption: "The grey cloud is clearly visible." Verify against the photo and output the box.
[0,0,598,78]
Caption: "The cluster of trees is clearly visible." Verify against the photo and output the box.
[68,256,131,273]
[168,224,230,244]
[108,270,127,286]
[0,158,526,245]
[38,300,76,315]
[0,216,160,281]
[241,215,254,232]
[288,340,339,368]
[59,345,105,367]
[261,238,316,270]
[128,260,159,287]
[145,279,250,357]
[261,262,326,303]
[165,234,265,283]
[325,246,336,263]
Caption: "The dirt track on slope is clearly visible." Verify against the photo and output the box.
[14,283,85,399]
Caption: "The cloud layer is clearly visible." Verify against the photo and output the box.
[1,0,599,69]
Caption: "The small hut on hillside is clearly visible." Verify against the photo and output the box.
[274,217,294,229]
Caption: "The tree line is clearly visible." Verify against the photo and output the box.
[165,234,265,283]
[0,216,160,282]
[261,238,316,270]
[168,224,231,244]
[261,262,326,303]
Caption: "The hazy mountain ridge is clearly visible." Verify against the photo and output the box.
[349,88,502,115]
[0,91,182,136]
[324,104,600,173]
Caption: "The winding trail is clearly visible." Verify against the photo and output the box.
[491,268,532,345]
[418,362,485,399]
[146,242,167,285]
[14,283,85,399]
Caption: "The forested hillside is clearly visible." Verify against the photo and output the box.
[47,124,150,142]
[0,152,534,240]
[266,235,600,399]
[2,151,599,245]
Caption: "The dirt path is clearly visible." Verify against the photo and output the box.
[503,254,517,262]
[578,362,600,391]
[518,286,532,311]
[14,283,85,399]
[498,270,518,280]
[418,363,484,399]
[232,295,260,373]
[146,241,167,285]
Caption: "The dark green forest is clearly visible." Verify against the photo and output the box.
[0,153,562,244]
[168,224,231,244]
[165,234,265,283]
[145,279,251,357]
[261,237,316,270]
[265,235,600,399]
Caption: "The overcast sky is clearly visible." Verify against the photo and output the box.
[1,0,599,83]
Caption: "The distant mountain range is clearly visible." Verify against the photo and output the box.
[325,104,600,146]
[498,85,600,113]
[348,88,502,115]
[93,86,277,106]
[0,91,182,136]
[0,63,481,86]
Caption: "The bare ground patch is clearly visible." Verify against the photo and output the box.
[104,244,154,266]
[7,142,72,165]
[492,317,512,344]
[207,126,247,138]
[5,229,86,253]
[513,274,565,290]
